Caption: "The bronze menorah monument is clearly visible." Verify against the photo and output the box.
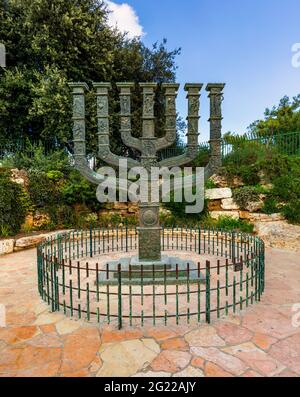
[69,82,225,280]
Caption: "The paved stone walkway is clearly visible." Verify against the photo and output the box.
[0,247,299,377]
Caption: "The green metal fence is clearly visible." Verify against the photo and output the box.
[158,131,300,160]
[1,131,299,161]
[37,226,265,329]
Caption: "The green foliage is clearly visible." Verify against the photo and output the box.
[233,186,260,210]
[0,171,27,236]
[28,170,61,207]
[271,175,300,202]
[0,0,180,155]
[205,179,217,189]
[213,216,254,233]
[192,147,210,168]
[261,197,280,214]
[248,95,300,137]
[61,170,100,211]
[9,143,71,174]
[282,200,300,224]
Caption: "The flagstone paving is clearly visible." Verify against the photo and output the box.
[0,247,299,377]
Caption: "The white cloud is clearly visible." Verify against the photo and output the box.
[105,1,145,38]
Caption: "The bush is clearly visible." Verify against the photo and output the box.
[61,170,101,211]
[261,197,280,214]
[192,147,210,167]
[232,186,260,210]
[271,175,300,202]
[213,216,254,233]
[0,171,27,236]
[282,199,300,224]
[28,170,61,207]
[9,144,71,174]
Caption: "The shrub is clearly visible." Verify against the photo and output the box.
[282,199,300,224]
[213,216,254,233]
[10,144,71,174]
[61,171,101,211]
[261,197,280,214]
[192,147,210,167]
[0,171,27,236]
[28,170,61,207]
[232,186,260,210]
[271,175,300,202]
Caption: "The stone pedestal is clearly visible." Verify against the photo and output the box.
[99,255,205,285]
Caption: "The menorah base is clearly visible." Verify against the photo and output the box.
[98,255,205,286]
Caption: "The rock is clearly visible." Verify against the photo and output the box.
[239,211,250,219]
[209,174,228,188]
[208,200,222,211]
[185,325,226,347]
[151,350,191,373]
[254,220,300,252]
[223,342,285,377]
[14,235,46,250]
[113,202,128,210]
[60,328,100,374]
[97,339,160,377]
[173,366,204,377]
[246,200,264,212]
[33,212,51,228]
[221,198,239,210]
[210,211,240,220]
[0,239,14,255]
[250,213,284,222]
[160,337,189,351]
[191,357,205,369]
[204,362,233,377]
[10,169,29,188]
[55,319,82,335]
[190,346,247,375]
[133,371,171,377]
[214,322,253,345]
[205,188,232,200]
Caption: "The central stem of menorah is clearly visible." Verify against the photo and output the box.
[69,81,225,269]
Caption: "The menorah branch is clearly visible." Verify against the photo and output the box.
[155,83,179,151]
[93,83,139,169]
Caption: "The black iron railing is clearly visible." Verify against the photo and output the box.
[37,226,265,329]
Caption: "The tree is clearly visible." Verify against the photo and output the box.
[248,95,300,137]
[0,0,181,157]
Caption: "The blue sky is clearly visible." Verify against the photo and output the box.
[106,0,300,141]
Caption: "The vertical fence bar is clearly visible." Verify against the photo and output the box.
[205,261,211,324]
[152,264,156,326]
[129,264,132,327]
[117,263,122,330]
[176,263,179,325]
[197,262,201,322]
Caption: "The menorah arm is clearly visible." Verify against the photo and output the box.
[158,146,198,168]
[155,83,179,152]
[98,145,139,168]
[121,131,141,152]
[155,131,177,151]
[73,156,105,184]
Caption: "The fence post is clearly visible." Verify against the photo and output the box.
[231,231,235,261]
[117,263,122,330]
[90,225,93,258]
[205,260,211,324]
